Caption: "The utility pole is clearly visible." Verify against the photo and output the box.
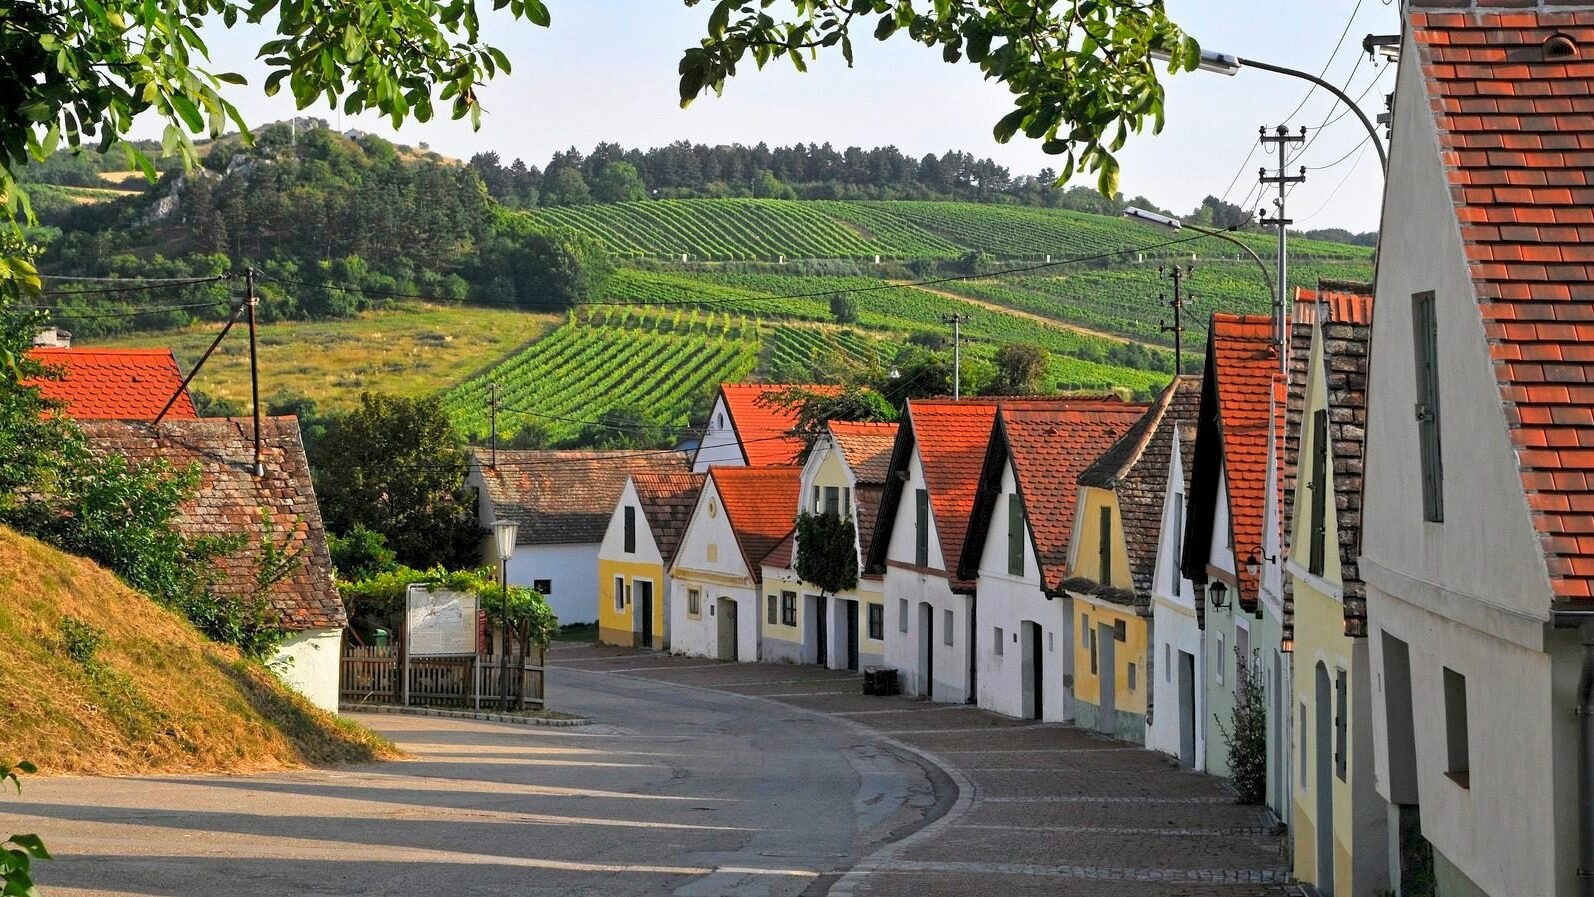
[1259,125,1305,370]
[942,313,969,399]
[489,382,500,469]
[245,267,263,477]
[1159,264,1193,373]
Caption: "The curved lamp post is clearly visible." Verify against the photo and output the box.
[1123,206,1280,349]
[492,519,519,711]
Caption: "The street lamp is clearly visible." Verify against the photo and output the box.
[1151,47,1387,172]
[492,519,519,711]
[1122,207,1279,352]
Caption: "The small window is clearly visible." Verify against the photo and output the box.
[533,578,552,594]
[706,543,718,563]
[867,603,883,640]
[1235,623,1250,689]
[1099,505,1113,586]
[1165,643,1172,682]
[1335,667,1348,782]
[1089,627,1098,675]
[1128,662,1137,692]
[1413,291,1444,522]
[767,594,778,625]
[715,413,724,429]
[1048,632,1054,652]
[1170,497,1184,596]
[993,627,1004,655]
[811,485,821,514]
[1309,409,1329,575]
[943,609,953,646]
[1113,619,1127,642]
[781,591,797,626]
[1216,633,1226,685]
[898,598,909,633]
[914,488,930,566]
[687,588,701,616]
[843,486,852,518]
[1300,701,1310,787]
[1007,494,1025,576]
[623,505,637,554]
[1081,614,1090,644]
[1444,666,1469,787]
[824,486,840,517]
[614,577,625,612]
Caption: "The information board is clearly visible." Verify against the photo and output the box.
[405,586,478,656]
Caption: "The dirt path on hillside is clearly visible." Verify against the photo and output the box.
[889,280,1166,350]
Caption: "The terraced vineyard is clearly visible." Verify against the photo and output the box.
[529,198,1374,264]
[444,308,761,442]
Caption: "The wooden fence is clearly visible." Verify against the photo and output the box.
[341,646,546,710]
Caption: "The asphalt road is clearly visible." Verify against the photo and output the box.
[14,666,939,897]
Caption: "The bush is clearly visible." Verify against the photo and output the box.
[58,616,104,666]
[1218,648,1268,804]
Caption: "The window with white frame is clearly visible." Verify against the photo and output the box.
[781,591,797,626]
[688,588,701,616]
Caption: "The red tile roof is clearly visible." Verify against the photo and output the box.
[826,420,899,484]
[1412,8,1594,602]
[717,383,840,468]
[987,400,1148,590]
[77,417,342,630]
[25,348,197,420]
[905,400,1000,585]
[631,472,705,565]
[1207,314,1280,604]
[1293,282,1375,327]
[710,465,802,576]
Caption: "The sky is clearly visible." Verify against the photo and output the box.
[134,1,1399,233]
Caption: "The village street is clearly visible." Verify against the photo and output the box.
[17,643,1288,896]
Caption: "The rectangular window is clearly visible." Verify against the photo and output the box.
[943,609,954,646]
[867,603,883,640]
[1113,619,1127,642]
[614,577,625,612]
[1413,291,1445,522]
[623,505,636,554]
[781,591,797,626]
[1170,498,1184,596]
[993,627,1004,655]
[1444,666,1470,786]
[843,487,853,518]
[1081,614,1090,644]
[914,488,930,566]
[1235,624,1250,687]
[898,598,909,633]
[1007,494,1025,576]
[1309,409,1329,575]
[824,486,841,517]
[1089,628,1099,675]
[811,485,821,514]
[1335,667,1348,782]
[1165,643,1172,682]
[1300,701,1309,787]
[1216,632,1226,685]
[687,588,701,616]
[533,578,552,594]
[767,594,778,625]
[1128,662,1137,692]
[1099,506,1113,586]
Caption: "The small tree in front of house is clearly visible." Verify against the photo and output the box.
[1217,648,1268,804]
[795,511,859,598]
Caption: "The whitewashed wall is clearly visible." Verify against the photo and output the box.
[275,628,342,713]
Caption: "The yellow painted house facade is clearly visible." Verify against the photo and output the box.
[596,472,704,649]
[1285,290,1388,897]
[1065,485,1150,739]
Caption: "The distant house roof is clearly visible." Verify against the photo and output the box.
[712,383,840,468]
[631,472,705,565]
[476,450,690,546]
[25,348,197,420]
[962,398,1148,591]
[1410,7,1594,605]
[1183,314,1280,609]
[1077,376,1203,597]
[867,399,998,589]
[76,417,343,631]
[710,466,802,575]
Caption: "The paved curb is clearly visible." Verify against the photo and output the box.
[341,704,590,727]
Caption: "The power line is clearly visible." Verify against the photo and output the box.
[1278,0,1366,124]
[38,275,230,298]
[9,300,230,320]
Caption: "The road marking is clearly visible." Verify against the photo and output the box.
[935,747,1135,754]
[853,859,1284,883]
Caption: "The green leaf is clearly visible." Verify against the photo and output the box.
[169,94,204,132]
[215,72,248,85]
[521,0,550,27]
[6,836,48,861]
[992,108,1026,143]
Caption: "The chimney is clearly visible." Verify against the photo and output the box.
[32,327,71,349]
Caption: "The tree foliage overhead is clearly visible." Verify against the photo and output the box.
[679,0,1199,194]
[0,0,552,220]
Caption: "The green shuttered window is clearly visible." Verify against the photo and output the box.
[1413,292,1444,522]
[1309,409,1328,576]
[914,488,930,567]
[1007,494,1025,576]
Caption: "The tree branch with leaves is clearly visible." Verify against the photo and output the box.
[678,0,1201,195]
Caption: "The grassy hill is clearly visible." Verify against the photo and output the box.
[0,526,394,775]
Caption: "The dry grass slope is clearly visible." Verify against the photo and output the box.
[0,527,397,775]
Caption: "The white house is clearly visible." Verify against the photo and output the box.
[692,383,834,471]
[470,450,689,627]
[961,399,1147,723]
[670,465,801,662]
[760,421,897,670]
[596,472,704,649]
[1146,412,1203,767]
[867,399,998,703]
[1361,6,1594,895]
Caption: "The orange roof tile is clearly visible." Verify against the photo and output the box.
[827,420,898,484]
[1293,282,1374,327]
[905,399,999,585]
[1411,7,1594,602]
[25,348,197,420]
[966,399,1148,590]
[717,383,840,467]
[711,465,802,575]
